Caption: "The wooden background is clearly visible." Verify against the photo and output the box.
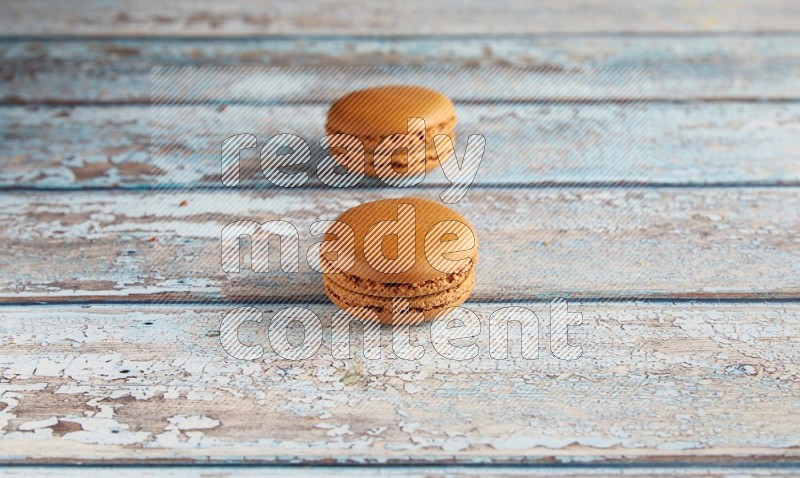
[1,0,799,476]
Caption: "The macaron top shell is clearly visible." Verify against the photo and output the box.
[326,86,456,137]
[323,198,478,285]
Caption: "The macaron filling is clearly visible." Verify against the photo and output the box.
[325,116,457,142]
[323,267,476,316]
[325,264,472,298]
[325,134,454,174]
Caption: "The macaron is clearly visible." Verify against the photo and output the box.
[321,197,478,324]
[325,86,457,177]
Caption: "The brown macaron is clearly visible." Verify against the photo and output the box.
[321,197,478,324]
[325,86,457,177]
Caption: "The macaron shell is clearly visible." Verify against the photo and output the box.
[326,86,457,178]
[323,198,478,285]
[326,86,456,136]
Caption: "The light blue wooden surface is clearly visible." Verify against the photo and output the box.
[4,98,800,189]
[0,0,798,473]
[1,187,798,302]
[0,302,798,465]
[3,36,800,103]
[4,465,800,476]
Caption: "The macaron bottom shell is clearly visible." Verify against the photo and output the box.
[322,268,476,325]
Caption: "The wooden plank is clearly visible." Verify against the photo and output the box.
[0,187,798,303]
[0,301,798,464]
[1,0,799,36]
[2,466,800,477]
[4,102,800,189]
[4,36,800,103]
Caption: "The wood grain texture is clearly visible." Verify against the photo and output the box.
[1,1,799,471]
[4,467,800,477]
[1,0,799,36]
[0,301,798,464]
[4,102,800,189]
[1,187,798,303]
[3,36,800,103]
